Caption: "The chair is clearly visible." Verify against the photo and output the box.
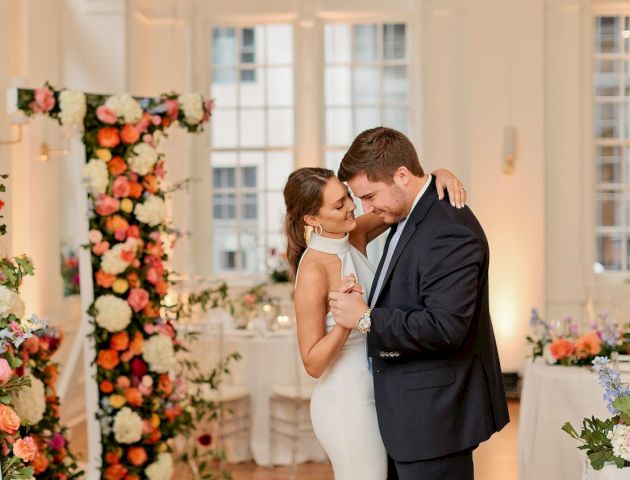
[268,328,320,479]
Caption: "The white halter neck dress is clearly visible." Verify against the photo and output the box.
[296,233,387,479]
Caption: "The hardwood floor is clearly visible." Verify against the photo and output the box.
[230,400,519,480]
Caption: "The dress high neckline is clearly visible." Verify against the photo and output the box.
[308,233,351,255]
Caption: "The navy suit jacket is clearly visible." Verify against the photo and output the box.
[367,177,510,462]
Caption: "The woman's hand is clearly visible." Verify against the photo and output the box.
[432,168,467,209]
[338,274,364,295]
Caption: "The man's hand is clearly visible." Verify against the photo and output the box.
[338,273,365,295]
[328,291,368,329]
[432,168,467,209]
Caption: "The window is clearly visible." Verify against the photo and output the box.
[324,22,409,171]
[210,24,295,275]
[593,16,630,272]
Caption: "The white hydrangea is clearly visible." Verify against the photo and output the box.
[113,407,143,444]
[105,93,143,124]
[0,285,22,319]
[145,452,173,480]
[82,159,109,195]
[134,195,166,227]
[609,424,630,461]
[12,375,46,425]
[143,334,176,373]
[100,239,137,275]
[59,90,86,129]
[128,143,158,176]
[95,294,132,332]
[178,93,204,124]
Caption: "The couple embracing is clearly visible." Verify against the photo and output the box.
[282,127,509,480]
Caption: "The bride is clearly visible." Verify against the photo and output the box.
[282,167,466,479]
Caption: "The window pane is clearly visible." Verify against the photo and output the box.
[596,234,622,271]
[383,107,409,133]
[240,68,264,106]
[325,150,345,172]
[211,69,237,107]
[325,24,350,63]
[211,109,238,148]
[213,167,236,188]
[596,146,622,183]
[239,109,265,147]
[213,230,238,273]
[241,28,256,64]
[353,25,378,62]
[595,60,620,97]
[597,191,623,226]
[267,24,293,64]
[240,231,259,274]
[242,166,257,188]
[595,17,620,54]
[264,192,285,235]
[353,66,380,103]
[267,67,294,106]
[243,193,258,219]
[213,193,236,220]
[383,24,406,60]
[594,102,619,138]
[326,66,351,105]
[327,108,352,145]
[267,109,294,147]
[384,66,408,103]
[213,28,237,65]
[354,107,380,136]
[266,152,293,190]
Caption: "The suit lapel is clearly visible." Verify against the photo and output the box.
[368,224,397,305]
[372,178,438,307]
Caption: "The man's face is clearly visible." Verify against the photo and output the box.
[347,173,408,224]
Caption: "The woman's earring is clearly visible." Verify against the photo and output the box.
[315,224,323,235]
[304,225,313,243]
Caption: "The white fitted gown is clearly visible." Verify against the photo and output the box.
[296,233,387,479]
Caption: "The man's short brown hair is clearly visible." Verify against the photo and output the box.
[337,127,424,183]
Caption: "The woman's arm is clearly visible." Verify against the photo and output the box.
[294,260,352,378]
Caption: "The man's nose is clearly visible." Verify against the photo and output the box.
[361,200,373,214]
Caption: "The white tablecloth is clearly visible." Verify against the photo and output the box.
[583,464,630,479]
[189,328,327,466]
[519,360,629,480]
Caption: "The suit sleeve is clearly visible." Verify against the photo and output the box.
[370,223,483,354]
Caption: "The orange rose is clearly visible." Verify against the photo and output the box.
[145,428,162,444]
[126,272,140,288]
[95,270,117,288]
[108,156,128,176]
[143,302,160,318]
[44,364,59,387]
[142,175,159,194]
[575,332,602,359]
[165,405,183,421]
[105,215,129,234]
[104,464,128,480]
[110,331,130,351]
[105,450,121,464]
[0,404,21,434]
[98,127,121,148]
[32,451,50,474]
[127,446,147,466]
[146,242,163,258]
[120,124,140,144]
[549,338,575,360]
[97,349,120,370]
[125,387,143,407]
[23,336,40,354]
[162,117,171,128]
[100,380,114,393]
[157,374,173,396]
[128,182,143,199]
[155,280,168,296]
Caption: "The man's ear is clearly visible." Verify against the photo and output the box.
[393,166,411,187]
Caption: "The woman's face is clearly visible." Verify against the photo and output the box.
[306,177,357,235]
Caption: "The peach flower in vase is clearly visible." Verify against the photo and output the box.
[575,332,602,359]
[549,338,575,361]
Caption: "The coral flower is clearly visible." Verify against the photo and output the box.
[95,270,116,288]
[549,338,575,361]
[100,380,114,393]
[97,349,120,370]
[104,463,127,480]
[110,331,130,351]
[108,156,127,176]
[0,404,21,434]
[97,127,120,148]
[13,436,38,461]
[120,123,140,144]
[575,332,602,359]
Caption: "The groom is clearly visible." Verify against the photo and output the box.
[329,127,509,479]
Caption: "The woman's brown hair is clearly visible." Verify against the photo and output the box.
[283,167,335,279]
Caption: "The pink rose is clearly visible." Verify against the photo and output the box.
[88,229,103,243]
[145,268,159,285]
[142,134,153,144]
[151,115,162,126]
[96,105,118,124]
[92,241,110,256]
[95,194,120,216]
[30,86,55,113]
[128,288,149,312]
[114,229,127,241]
[165,99,179,119]
[112,176,131,198]
[13,436,37,462]
[0,358,12,384]
[203,99,214,121]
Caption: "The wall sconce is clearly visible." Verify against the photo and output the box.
[502,126,517,174]
[39,142,69,162]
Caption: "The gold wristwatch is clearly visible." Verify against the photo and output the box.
[357,308,372,334]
